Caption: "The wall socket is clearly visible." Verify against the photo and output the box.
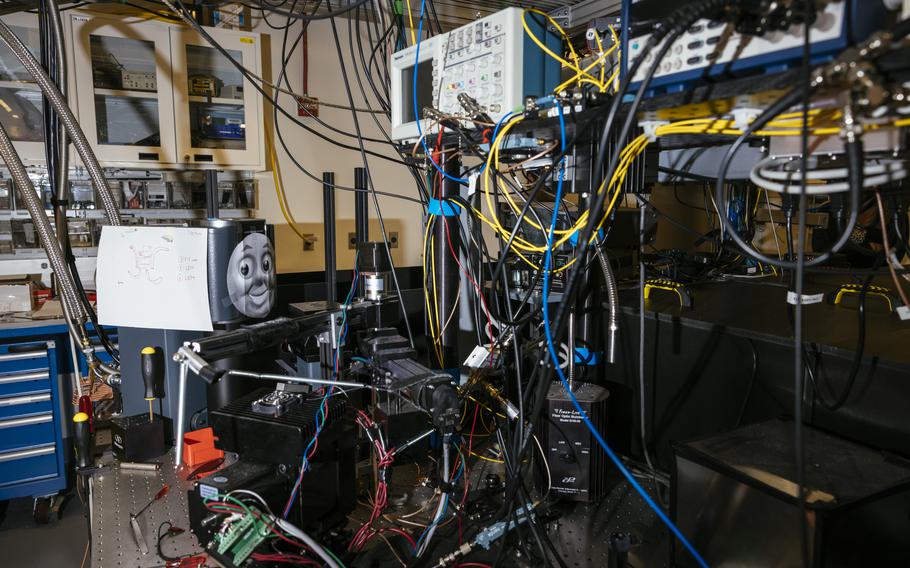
[302,234,316,251]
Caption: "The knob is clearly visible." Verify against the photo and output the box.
[559,451,575,463]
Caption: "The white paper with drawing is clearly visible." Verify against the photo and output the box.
[97,226,213,331]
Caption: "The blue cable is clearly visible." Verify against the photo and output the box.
[413,493,449,553]
[413,0,468,185]
[476,112,514,175]
[541,105,709,568]
[283,263,361,518]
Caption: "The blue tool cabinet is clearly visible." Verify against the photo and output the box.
[0,330,67,502]
[0,321,118,515]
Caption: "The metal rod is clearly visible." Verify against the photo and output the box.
[354,167,369,246]
[174,362,188,468]
[204,170,219,219]
[119,462,160,472]
[323,171,337,303]
[392,428,434,455]
[227,369,369,390]
[434,149,462,368]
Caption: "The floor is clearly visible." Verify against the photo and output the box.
[0,492,89,567]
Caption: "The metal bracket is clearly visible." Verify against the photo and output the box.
[548,0,622,31]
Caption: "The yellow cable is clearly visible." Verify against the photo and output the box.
[554,40,618,94]
[469,451,505,464]
[429,224,443,363]
[521,8,604,90]
[405,0,416,46]
[468,109,910,276]
[270,143,308,242]
[422,216,443,363]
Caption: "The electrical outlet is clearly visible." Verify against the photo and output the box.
[348,232,357,250]
[302,234,316,251]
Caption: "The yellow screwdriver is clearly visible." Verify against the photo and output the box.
[140,346,165,422]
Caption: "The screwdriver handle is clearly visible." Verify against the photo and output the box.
[73,412,92,469]
[141,346,165,400]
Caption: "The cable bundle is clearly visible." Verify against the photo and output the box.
[349,410,397,552]
[750,154,908,194]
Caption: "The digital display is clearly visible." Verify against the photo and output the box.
[401,59,434,124]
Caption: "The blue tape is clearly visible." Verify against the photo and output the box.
[574,348,601,365]
[568,228,605,247]
[428,199,461,217]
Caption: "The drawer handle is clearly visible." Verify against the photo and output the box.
[0,393,51,407]
[0,350,49,363]
[0,413,53,429]
[0,444,55,462]
[0,371,50,385]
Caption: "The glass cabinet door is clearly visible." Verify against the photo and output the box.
[172,26,263,169]
[71,13,177,166]
[0,13,47,164]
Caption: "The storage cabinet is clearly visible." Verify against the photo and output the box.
[171,26,264,169]
[70,13,178,168]
[68,11,265,170]
[0,13,51,165]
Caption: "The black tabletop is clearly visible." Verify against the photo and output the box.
[618,276,910,367]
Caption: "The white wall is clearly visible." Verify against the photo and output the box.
[251,16,425,274]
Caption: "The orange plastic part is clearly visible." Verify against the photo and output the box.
[181,427,224,468]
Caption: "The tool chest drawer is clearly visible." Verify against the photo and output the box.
[0,444,58,487]
[0,341,53,372]
[0,413,56,453]
[0,392,53,420]
[0,369,52,397]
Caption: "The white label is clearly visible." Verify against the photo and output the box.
[199,484,218,500]
[463,344,490,368]
[467,173,479,197]
[897,306,910,321]
[787,291,824,305]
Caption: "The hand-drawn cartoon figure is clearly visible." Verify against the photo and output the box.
[128,245,168,283]
[226,232,276,318]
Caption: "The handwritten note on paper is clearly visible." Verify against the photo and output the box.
[97,226,213,332]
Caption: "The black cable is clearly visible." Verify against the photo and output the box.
[734,340,759,427]
[238,0,371,20]
[156,522,183,562]
[327,4,415,348]
[266,3,425,202]
[168,0,416,167]
[346,6,431,203]
[272,104,426,205]
[711,92,867,270]
[488,11,686,548]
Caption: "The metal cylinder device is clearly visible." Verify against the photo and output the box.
[357,242,391,301]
